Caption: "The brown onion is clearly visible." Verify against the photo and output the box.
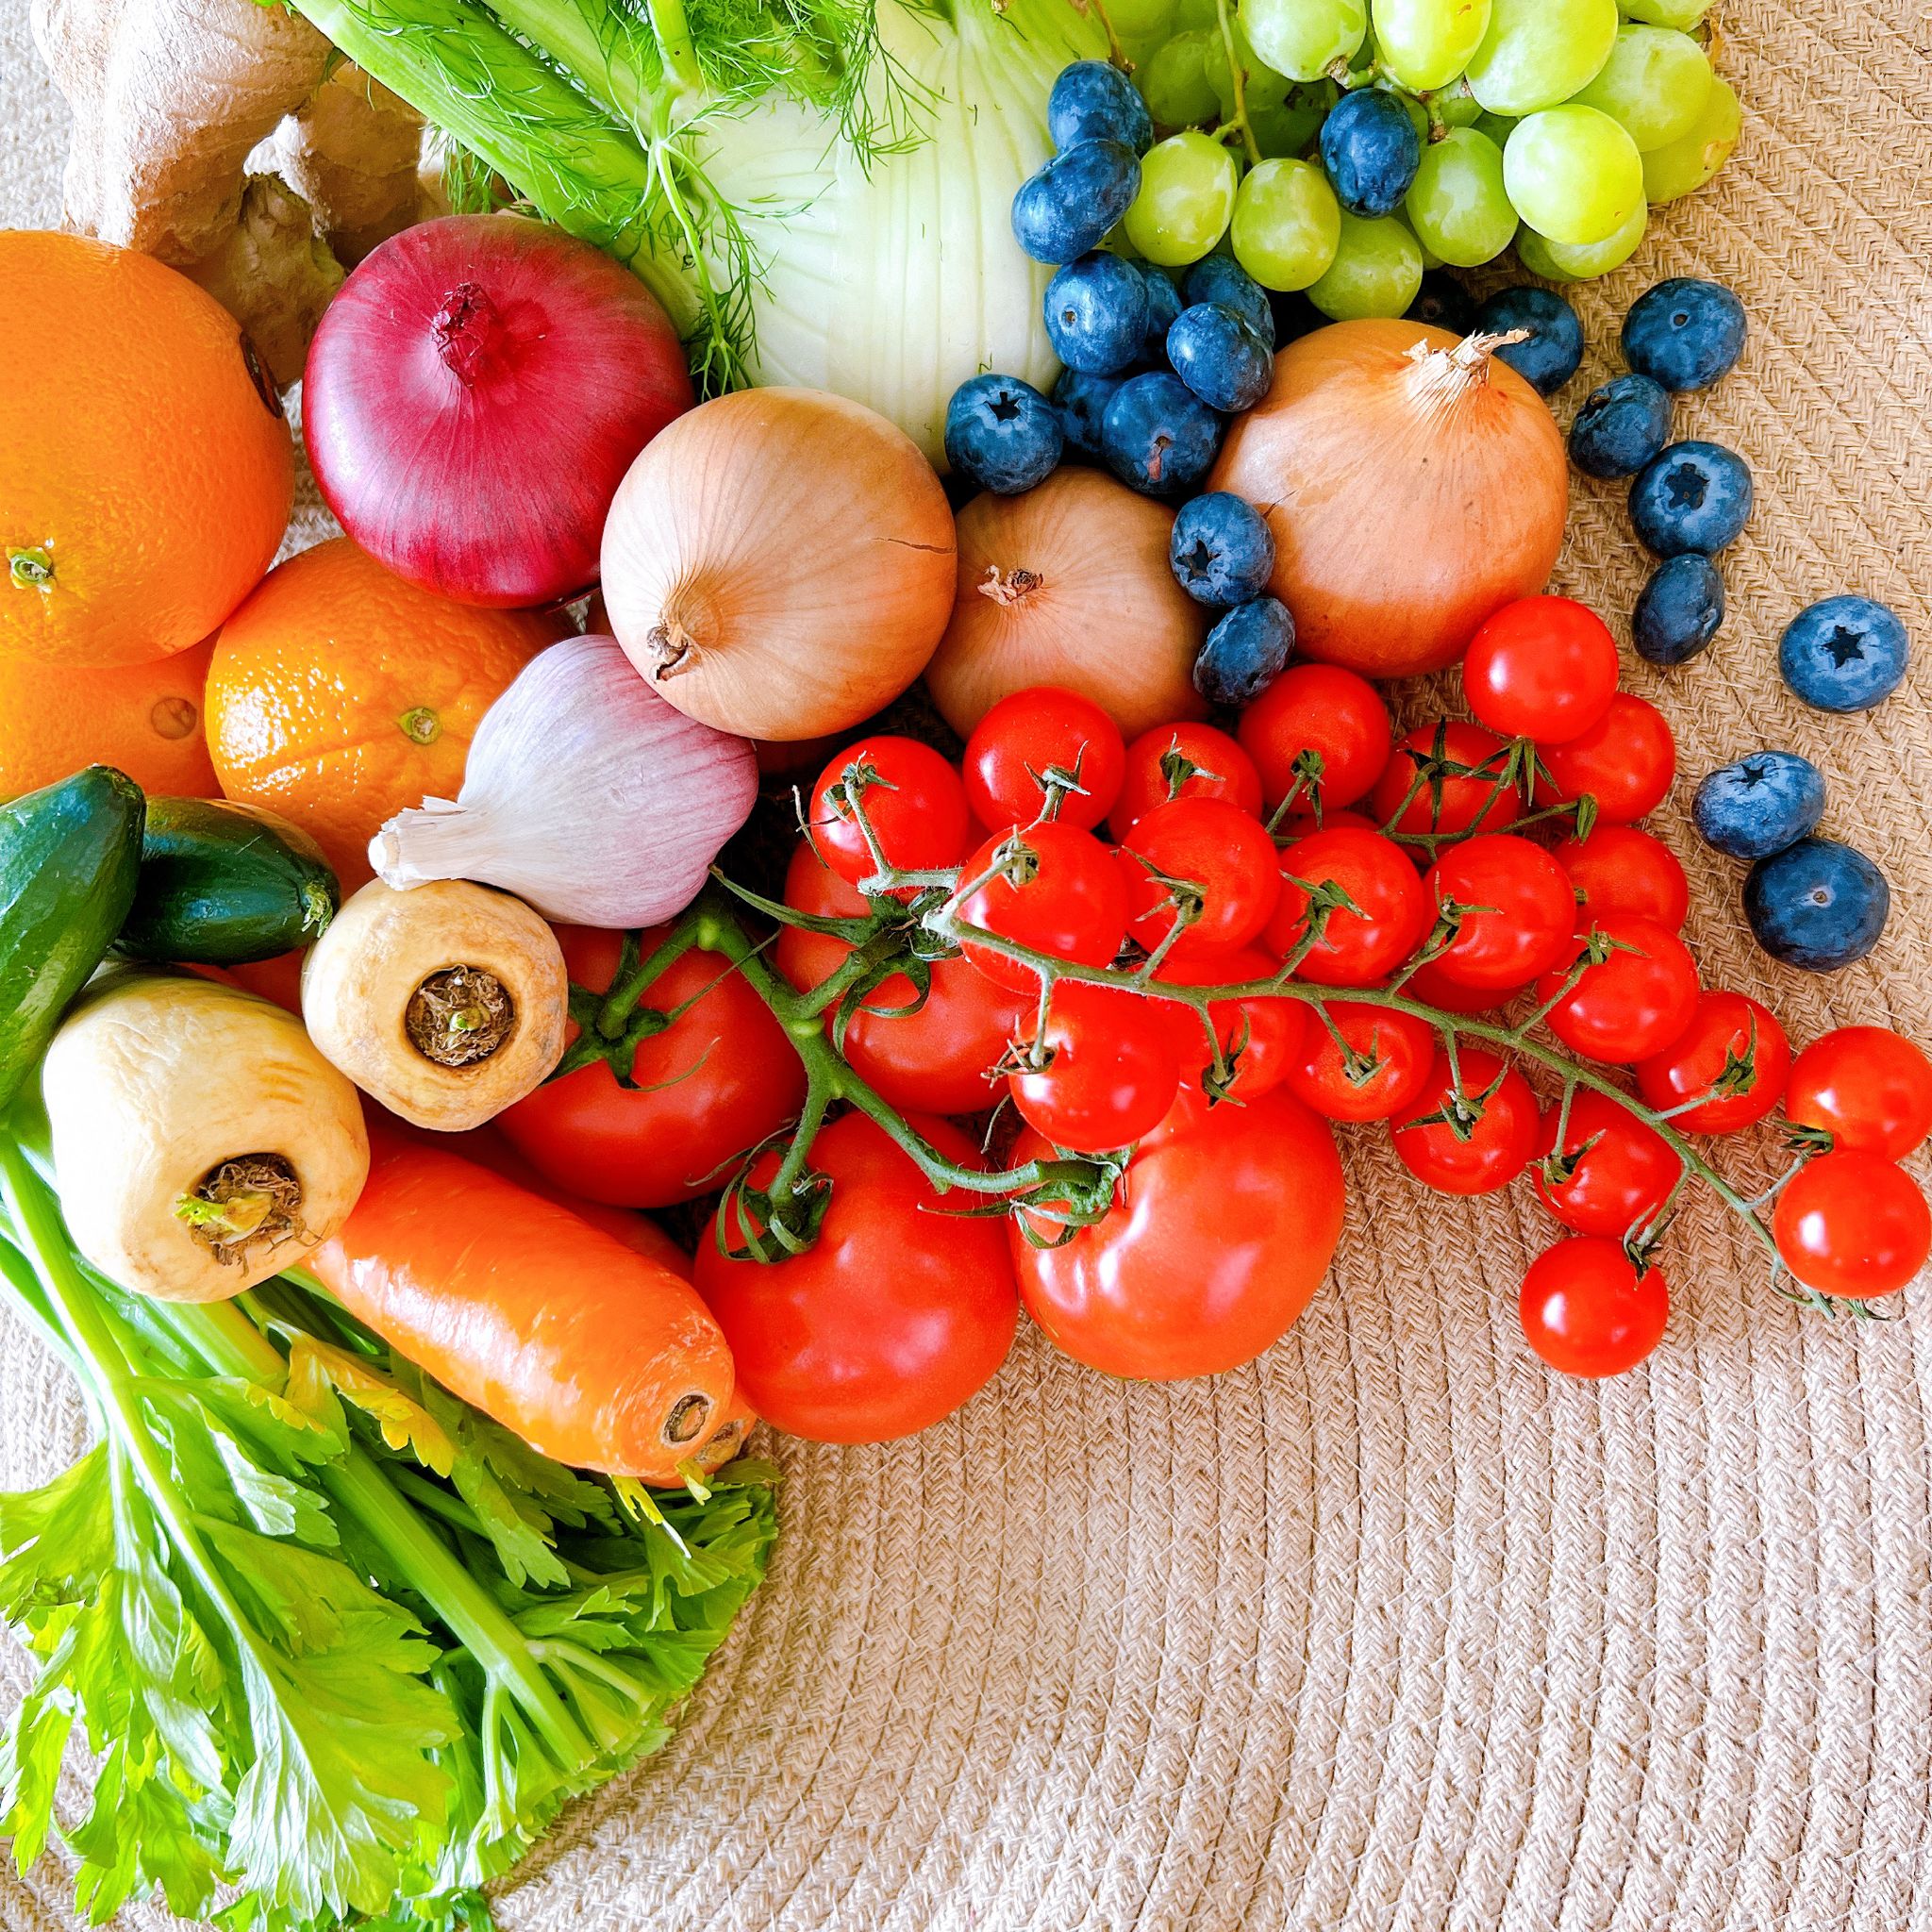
[926,468,1208,740]
[601,388,957,741]
[1209,322,1567,680]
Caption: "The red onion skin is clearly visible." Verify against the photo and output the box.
[304,214,694,610]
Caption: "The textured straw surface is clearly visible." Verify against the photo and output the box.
[5,1,1932,1925]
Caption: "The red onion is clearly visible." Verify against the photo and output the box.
[304,214,693,609]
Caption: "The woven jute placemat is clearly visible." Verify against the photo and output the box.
[4,1,1931,1925]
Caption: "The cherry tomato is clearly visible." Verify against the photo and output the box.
[1402,956,1524,1014]
[1519,1238,1669,1377]
[1237,663,1391,813]
[1773,1151,1931,1298]
[1534,914,1700,1064]
[1276,808,1377,843]
[1267,825,1430,987]
[1120,796,1281,960]
[1424,833,1576,991]
[1533,693,1675,824]
[1152,945,1305,1100]
[1532,1090,1681,1238]
[1111,722,1265,837]
[1285,1000,1436,1121]
[964,686,1126,833]
[1009,1088,1345,1379]
[1461,595,1620,744]
[1391,1046,1539,1194]
[958,823,1129,991]
[1636,990,1790,1134]
[1370,720,1517,842]
[809,735,970,891]
[1785,1026,1932,1158]
[1552,824,1690,932]
[697,1112,1018,1442]
[498,924,807,1208]
[1008,981,1179,1152]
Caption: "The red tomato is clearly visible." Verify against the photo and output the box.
[696,1112,1019,1442]
[1519,1238,1669,1377]
[1402,956,1524,1014]
[1285,1000,1436,1121]
[1532,1090,1681,1238]
[808,735,970,890]
[498,924,807,1208]
[1237,663,1391,813]
[1268,825,1430,987]
[1424,833,1576,991]
[1552,824,1690,932]
[1773,1151,1931,1299]
[1785,1026,1932,1158]
[1636,991,1790,1134]
[1009,1088,1344,1379]
[965,686,1126,833]
[1371,720,1518,842]
[1111,722,1265,836]
[957,823,1129,991]
[1276,808,1377,842]
[1534,915,1700,1064]
[1461,595,1620,744]
[1391,1046,1539,1195]
[1533,693,1675,824]
[1009,981,1180,1152]
[1120,796,1281,960]
[1152,945,1305,1099]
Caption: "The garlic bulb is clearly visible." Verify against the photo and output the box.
[371,634,758,928]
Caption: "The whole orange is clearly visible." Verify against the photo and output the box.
[206,538,557,888]
[0,636,220,801]
[0,231,294,669]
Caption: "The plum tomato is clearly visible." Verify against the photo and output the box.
[1152,945,1305,1100]
[958,822,1130,991]
[1552,824,1690,931]
[1533,692,1676,824]
[1424,833,1577,991]
[1009,1087,1345,1379]
[1008,981,1180,1152]
[1533,913,1701,1064]
[1371,720,1517,842]
[964,685,1126,833]
[1785,1025,1932,1158]
[1285,1000,1436,1121]
[1120,795,1281,959]
[1267,825,1430,986]
[809,734,971,890]
[1519,1238,1670,1377]
[1111,721,1265,837]
[1461,595,1620,744]
[1532,1089,1681,1238]
[1636,990,1790,1133]
[1237,662,1392,814]
[1391,1046,1540,1195]
[697,1112,1019,1443]
[1772,1150,1932,1298]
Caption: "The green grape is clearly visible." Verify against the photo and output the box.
[1504,104,1643,244]
[1252,80,1339,154]
[1474,108,1517,145]
[1207,15,1296,117]
[1405,127,1517,265]
[1176,0,1224,29]
[1112,0,1183,39]
[1307,209,1424,317]
[1464,0,1617,114]
[1515,199,1646,278]
[1620,0,1708,28]
[1405,217,1445,269]
[1429,76,1487,126]
[1124,129,1243,263]
[1141,31,1224,127]
[1641,74,1740,200]
[1567,24,1711,150]
[1374,0,1492,92]
[1231,156,1342,287]
[1380,82,1433,143]
[1244,0,1368,82]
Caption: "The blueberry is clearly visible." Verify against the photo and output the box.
[1048,59,1154,155]
[1182,256,1276,347]
[1100,372,1223,496]
[1744,837,1890,972]
[1043,252,1150,375]
[1407,271,1476,336]
[1319,86,1422,217]
[1622,277,1747,392]
[1011,140,1141,265]
[1692,750,1825,860]
[1170,491,1276,607]
[1632,555,1725,666]
[944,375,1063,494]
[1629,440,1753,557]
[1568,373,1673,480]
[1474,286,1583,396]
[1140,267,1183,364]
[1778,594,1909,713]
[1166,303,1273,412]
[1053,368,1124,459]
[1196,596,1295,708]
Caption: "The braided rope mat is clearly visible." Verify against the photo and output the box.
[4,2,1931,1924]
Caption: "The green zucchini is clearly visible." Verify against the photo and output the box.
[0,765,145,1107]
[118,798,340,965]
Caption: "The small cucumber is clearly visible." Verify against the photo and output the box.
[0,765,145,1107]
[119,798,340,965]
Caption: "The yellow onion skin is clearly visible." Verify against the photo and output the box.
[927,469,1210,741]
[1209,321,1568,680]
[601,388,957,741]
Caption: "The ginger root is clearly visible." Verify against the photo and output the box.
[276,62,430,266]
